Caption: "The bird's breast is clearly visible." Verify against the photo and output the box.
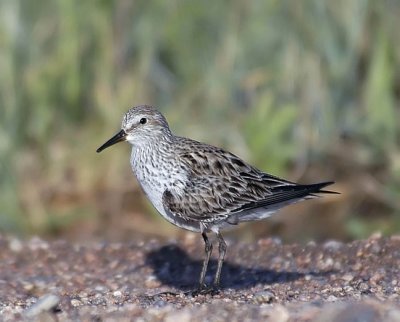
[130,147,188,219]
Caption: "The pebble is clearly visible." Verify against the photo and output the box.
[307,240,316,247]
[70,299,82,307]
[359,282,370,292]
[145,275,162,288]
[370,243,381,254]
[25,294,60,317]
[258,237,282,246]
[253,290,275,304]
[154,299,168,308]
[95,285,108,292]
[326,295,338,302]
[343,286,354,293]
[28,237,49,251]
[341,274,354,282]
[390,235,400,241]
[9,237,23,252]
[369,232,382,239]
[322,257,334,268]
[323,240,343,251]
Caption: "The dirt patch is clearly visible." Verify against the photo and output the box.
[0,234,399,321]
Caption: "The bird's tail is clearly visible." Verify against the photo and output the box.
[271,181,339,200]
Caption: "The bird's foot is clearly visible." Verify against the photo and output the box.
[141,289,187,303]
[143,284,221,299]
[186,284,220,297]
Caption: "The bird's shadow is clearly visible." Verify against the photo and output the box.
[145,244,332,291]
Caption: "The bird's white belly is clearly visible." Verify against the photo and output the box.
[139,179,168,218]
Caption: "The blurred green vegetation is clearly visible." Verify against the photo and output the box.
[0,0,399,241]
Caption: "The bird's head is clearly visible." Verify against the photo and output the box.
[96,105,171,153]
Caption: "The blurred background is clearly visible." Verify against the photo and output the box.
[0,0,399,243]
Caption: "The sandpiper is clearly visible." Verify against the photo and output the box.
[97,105,336,294]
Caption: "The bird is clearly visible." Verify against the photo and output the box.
[96,105,336,294]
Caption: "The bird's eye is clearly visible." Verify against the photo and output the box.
[139,118,147,124]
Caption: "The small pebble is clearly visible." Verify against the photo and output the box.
[28,237,49,251]
[359,282,370,292]
[70,299,82,307]
[9,238,23,252]
[253,290,275,304]
[25,294,60,317]
[326,295,338,302]
[341,274,354,282]
[323,240,343,251]
[95,285,107,292]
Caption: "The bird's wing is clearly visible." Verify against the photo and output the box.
[162,140,302,223]
[163,139,336,223]
[162,174,269,222]
[163,176,335,224]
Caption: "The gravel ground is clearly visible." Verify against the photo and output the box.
[1,233,400,321]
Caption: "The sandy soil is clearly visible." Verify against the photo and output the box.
[0,234,399,321]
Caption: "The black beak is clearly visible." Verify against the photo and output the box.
[96,130,127,153]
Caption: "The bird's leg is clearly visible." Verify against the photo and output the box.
[152,232,223,298]
[213,232,227,289]
[198,232,213,290]
[154,233,214,298]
